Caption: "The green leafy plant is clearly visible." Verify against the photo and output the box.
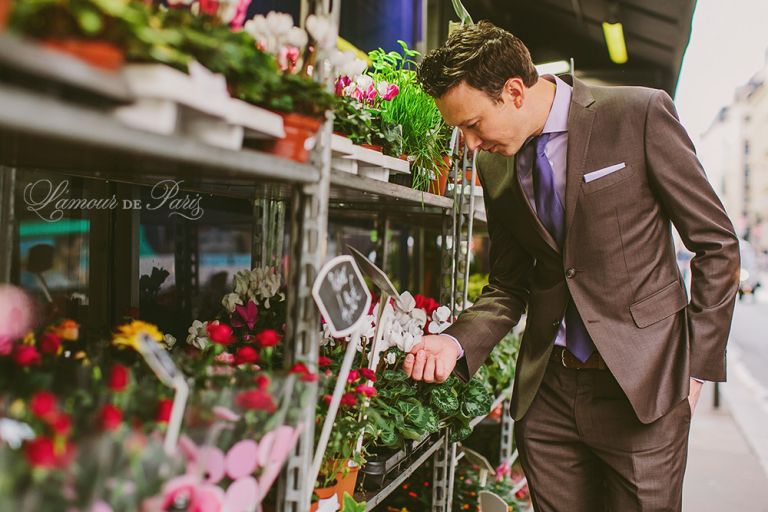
[10,0,192,68]
[368,41,451,191]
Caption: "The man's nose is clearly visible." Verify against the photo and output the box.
[463,131,483,152]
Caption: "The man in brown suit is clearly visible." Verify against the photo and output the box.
[402,21,740,511]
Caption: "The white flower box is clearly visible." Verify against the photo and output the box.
[227,99,285,140]
[382,155,410,175]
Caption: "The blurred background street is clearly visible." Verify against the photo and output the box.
[684,289,768,511]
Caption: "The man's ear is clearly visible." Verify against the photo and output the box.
[503,77,525,108]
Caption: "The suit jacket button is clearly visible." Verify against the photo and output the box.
[566,268,576,278]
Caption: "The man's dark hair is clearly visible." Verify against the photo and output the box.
[417,21,538,101]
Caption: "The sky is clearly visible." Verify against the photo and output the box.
[675,0,768,142]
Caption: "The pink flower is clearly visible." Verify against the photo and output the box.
[318,356,332,367]
[232,300,259,331]
[235,389,276,412]
[30,391,57,419]
[347,370,360,383]
[254,374,270,391]
[198,0,218,16]
[108,364,130,392]
[161,475,225,512]
[335,75,351,96]
[156,399,173,424]
[234,346,260,365]
[256,329,281,347]
[99,404,123,431]
[0,285,34,345]
[382,83,399,101]
[360,368,377,382]
[206,322,234,345]
[340,392,357,407]
[364,84,377,105]
[229,0,252,29]
[39,332,61,355]
[300,372,317,383]
[24,437,57,468]
[289,362,309,375]
[50,412,72,435]
[0,335,13,356]
[355,385,377,397]
[214,352,235,365]
[13,345,41,366]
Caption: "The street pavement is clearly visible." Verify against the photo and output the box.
[683,293,768,511]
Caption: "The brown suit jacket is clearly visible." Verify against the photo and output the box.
[444,76,740,424]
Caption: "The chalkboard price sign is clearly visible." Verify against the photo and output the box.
[312,255,372,338]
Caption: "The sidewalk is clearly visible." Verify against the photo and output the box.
[683,362,768,511]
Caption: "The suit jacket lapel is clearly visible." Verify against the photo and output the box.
[507,154,561,254]
[564,77,596,247]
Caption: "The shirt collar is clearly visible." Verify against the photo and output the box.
[541,74,572,134]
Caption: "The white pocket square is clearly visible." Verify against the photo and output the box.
[583,162,626,183]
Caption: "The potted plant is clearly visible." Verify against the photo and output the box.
[244,11,337,163]
[368,41,451,193]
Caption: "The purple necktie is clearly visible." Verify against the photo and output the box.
[532,134,595,362]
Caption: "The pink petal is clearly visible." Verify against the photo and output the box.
[197,446,226,484]
[224,477,260,511]
[225,440,259,479]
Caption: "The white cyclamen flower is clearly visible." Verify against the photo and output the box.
[385,352,397,365]
[305,14,336,49]
[266,11,294,38]
[163,333,177,349]
[343,58,368,80]
[398,291,416,313]
[186,320,211,350]
[221,292,243,313]
[376,81,390,97]
[434,305,451,323]
[286,26,308,49]
[244,15,269,39]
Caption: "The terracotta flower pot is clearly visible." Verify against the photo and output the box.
[464,168,481,187]
[40,39,124,71]
[0,0,11,31]
[360,143,383,153]
[310,462,360,511]
[264,112,323,163]
[429,155,451,196]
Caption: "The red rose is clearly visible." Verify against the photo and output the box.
[30,391,57,419]
[340,392,357,407]
[323,394,333,404]
[255,329,281,348]
[301,371,318,383]
[108,364,130,392]
[289,362,309,375]
[50,412,72,435]
[255,374,270,391]
[355,385,377,398]
[235,389,276,412]
[13,345,41,366]
[347,370,360,383]
[318,356,332,367]
[39,332,61,355]
[99,404,123,431]
[206,322,234,345]
[156,399,173,424]
[360,368,377,382]
[24,437,57,468]
[234,346,260,365]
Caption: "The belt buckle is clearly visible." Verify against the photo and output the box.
[560,348,580,370]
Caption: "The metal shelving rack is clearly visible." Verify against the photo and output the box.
[0,19,508,512]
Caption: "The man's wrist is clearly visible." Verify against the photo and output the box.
[442,334,464,360]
